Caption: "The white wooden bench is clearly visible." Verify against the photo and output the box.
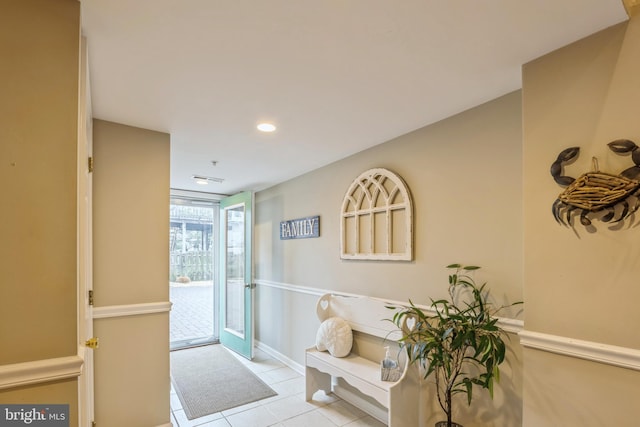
[305,293,420,426]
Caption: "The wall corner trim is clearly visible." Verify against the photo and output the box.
[519,330,640,371]
[0,355,83,390]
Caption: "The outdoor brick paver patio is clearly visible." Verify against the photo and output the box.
[170,282,214,344]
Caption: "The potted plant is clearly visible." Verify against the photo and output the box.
[389,264,521,427]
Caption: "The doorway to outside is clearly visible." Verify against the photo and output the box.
[169,195,220,350]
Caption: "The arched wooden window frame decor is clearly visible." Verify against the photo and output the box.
[340,168,413,261]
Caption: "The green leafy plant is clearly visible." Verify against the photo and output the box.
[389,264,521,427]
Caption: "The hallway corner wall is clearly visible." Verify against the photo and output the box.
[521,18,640,426]
[92,119,171,427]
[0,0,81,422]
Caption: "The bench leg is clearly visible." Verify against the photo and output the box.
[305,365,332,401]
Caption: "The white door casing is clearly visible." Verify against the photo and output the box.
[77,35,95,427]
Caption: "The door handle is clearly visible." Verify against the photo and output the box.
[244,283,255,289]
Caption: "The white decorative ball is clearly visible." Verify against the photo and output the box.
[315,317,353,358]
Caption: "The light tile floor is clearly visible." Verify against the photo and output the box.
[170,347,386,427]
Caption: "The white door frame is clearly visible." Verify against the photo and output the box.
[77,34,95,427]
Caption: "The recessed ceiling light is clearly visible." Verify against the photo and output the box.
[257,122,276,132]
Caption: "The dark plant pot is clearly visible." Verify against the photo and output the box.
[435,422,463,427]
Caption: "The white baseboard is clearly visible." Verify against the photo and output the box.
[255,340,304,375]
[333,384,388,425]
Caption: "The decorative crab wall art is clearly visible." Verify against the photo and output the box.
[550,139,640,227]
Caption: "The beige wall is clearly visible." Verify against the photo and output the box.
[92,119,171,427]
[0,380,79,424]
[256,17,640,425]
[93,314,170,427]
[93,120,170,306]
[0,0,80,421]
[522,17,640,426]
[256,91,523,306]
[0,0,79,365]
[255,91,524,426]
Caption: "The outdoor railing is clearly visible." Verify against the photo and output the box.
[170,251,212,282]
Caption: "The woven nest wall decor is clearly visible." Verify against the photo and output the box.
[340,168,413,261]
[550,139,640,227]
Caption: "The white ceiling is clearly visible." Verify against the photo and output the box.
[80,0,628,196]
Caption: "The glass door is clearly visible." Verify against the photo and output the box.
[169,196,219,350]
[219,191,253,359]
